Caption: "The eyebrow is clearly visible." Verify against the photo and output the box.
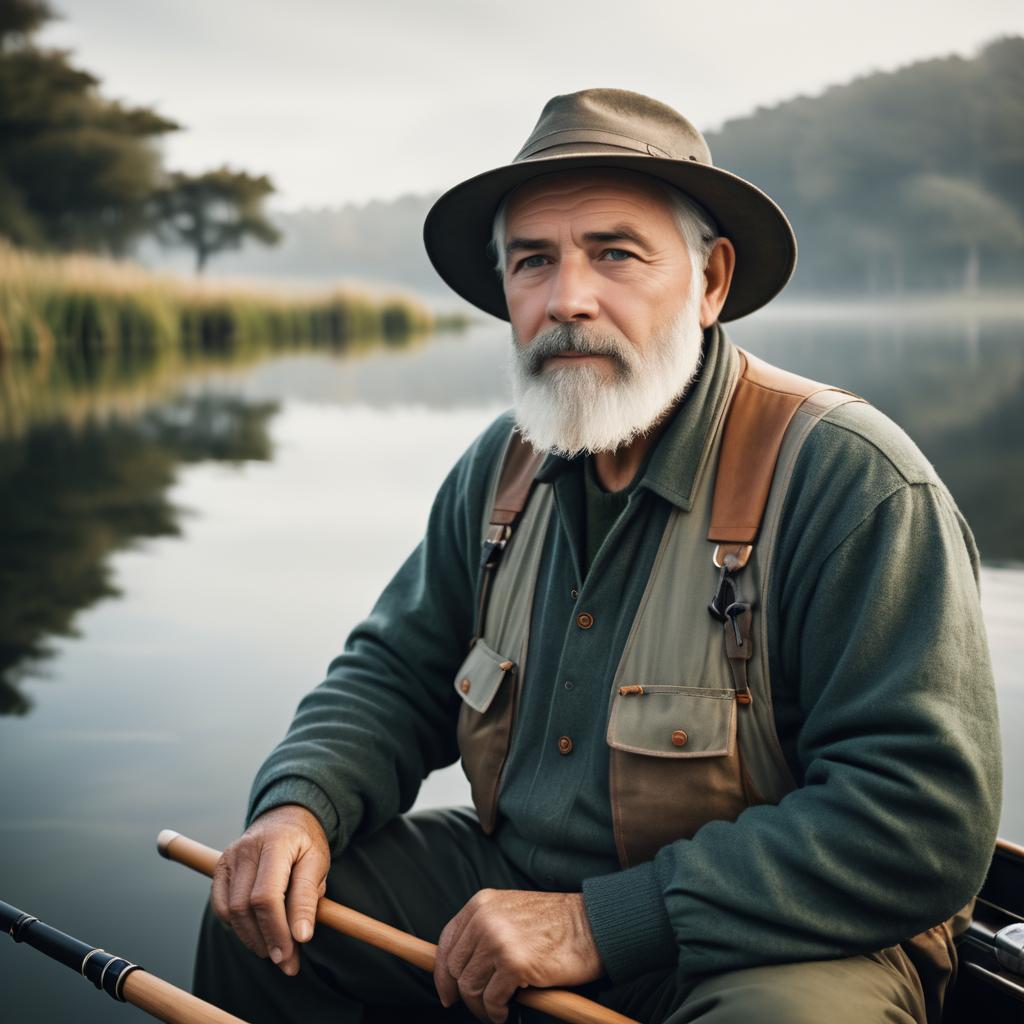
[505,224,656,258]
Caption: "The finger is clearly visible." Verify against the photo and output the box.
[225,850,269,957]
[446,909,482,983]
[456,954,495,1023]
[481,967,520,1024]
[249,843,297,973]
[285,845,328,945]
[434,914,466,1008]
[210,857,230,923]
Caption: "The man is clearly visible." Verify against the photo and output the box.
[193,89,1001,1024]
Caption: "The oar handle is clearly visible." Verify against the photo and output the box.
[158,830,639,1024]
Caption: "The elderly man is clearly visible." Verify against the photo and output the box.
[193,90,1001,1024]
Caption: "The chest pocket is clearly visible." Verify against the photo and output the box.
[453,639,517,833]
[607,684,736,757]
[607,683,761,866]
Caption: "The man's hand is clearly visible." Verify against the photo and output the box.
[210,804,330,976]
[433,889,603,1023]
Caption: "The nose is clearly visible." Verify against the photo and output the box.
[545,256,599,323]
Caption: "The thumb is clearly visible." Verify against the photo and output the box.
[285,845,328,944]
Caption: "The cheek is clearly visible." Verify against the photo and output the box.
[505,283,546,336]
[604,273,684,333]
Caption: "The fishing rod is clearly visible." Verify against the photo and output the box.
[0,898,250,1024]
[158,829,640,1024]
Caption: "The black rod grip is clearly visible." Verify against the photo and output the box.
[1,899,140,1001]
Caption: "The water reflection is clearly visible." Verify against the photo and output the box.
[0,314,1020,1022]
[0,314,1021,716]
[736,319,1024,564]
[0,395,276,714]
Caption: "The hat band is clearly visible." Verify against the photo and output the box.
[517,127,673,161]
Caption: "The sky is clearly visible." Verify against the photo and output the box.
[39,0,1024,212]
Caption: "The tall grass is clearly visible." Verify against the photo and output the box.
[0,239,443,356]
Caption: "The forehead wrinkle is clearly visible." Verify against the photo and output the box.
[508,187,668,224]
[506,197,678,252]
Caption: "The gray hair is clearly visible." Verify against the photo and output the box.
[489,178,720,278]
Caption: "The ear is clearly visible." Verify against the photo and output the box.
[699,237,736,327]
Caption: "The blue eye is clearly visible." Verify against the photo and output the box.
[602,248,633,261]
[517,255,547,270]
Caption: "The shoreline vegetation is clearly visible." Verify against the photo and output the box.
[0,238,467,440]
[0,239,465,358]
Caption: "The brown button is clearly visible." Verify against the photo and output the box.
[558,735,574,755]
[459,678,471,694]
[671,730,688,747]
[576,612,594,629]
[570,587,579,600]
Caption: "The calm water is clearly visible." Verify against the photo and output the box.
[1,314,1022,1022]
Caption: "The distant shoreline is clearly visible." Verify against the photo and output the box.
[729,292,1024,322]
[442,291,1024,325]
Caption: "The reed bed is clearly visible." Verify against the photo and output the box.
[0,239,442,357]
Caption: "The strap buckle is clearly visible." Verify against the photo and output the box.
[480,523,512,569]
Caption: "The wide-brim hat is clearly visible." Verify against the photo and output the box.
[423,89,797,323]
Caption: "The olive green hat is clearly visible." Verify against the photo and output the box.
[423,88,797,323]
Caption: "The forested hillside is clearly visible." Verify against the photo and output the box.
[141,36,1024,299]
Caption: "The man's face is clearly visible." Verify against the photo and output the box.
[501,168,707,456]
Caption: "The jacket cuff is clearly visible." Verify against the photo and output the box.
[582,861,677,983]
[247,778,342,851]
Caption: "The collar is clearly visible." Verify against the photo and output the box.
[533,321,739,512]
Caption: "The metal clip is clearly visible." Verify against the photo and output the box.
[709,558,738,622]
[724,601,748,647]
[480,523,512,569]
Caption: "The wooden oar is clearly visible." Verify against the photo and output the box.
[0,898,250,1024]
[158,830,639,1024]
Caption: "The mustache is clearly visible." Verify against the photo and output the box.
[519,323,631,379]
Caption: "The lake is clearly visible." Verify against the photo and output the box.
[1,310,1021,1022]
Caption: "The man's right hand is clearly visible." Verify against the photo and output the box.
[211,804,330,976]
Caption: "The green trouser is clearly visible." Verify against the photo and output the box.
[192,807,928,1024]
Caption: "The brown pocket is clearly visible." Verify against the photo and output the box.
[607,684,751,867]
[454,640,517,834]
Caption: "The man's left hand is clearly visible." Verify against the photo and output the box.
[433,889,603,1023]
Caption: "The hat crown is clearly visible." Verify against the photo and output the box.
[514,88,714,166]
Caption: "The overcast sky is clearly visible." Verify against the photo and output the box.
[39,1,1024,211]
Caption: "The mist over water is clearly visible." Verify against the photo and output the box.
[0,312,1021,1021]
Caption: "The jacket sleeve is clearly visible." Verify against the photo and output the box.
[582,414,1003,984]
[247,412,514,854]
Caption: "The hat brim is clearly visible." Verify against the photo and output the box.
[423,151,797,323]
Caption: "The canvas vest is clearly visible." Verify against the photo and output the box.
[452,344,961,1022]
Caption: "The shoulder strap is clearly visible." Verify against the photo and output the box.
[471,429,544,646]
[707,347,862,703]
[489,430,545,531]
[709,348,859,569]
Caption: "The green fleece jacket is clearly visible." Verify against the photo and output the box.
[247,321,1002,986]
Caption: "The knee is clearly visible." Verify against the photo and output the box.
[681,956,922,1024]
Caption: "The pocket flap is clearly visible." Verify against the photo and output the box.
[607,685,736,758]
[453,639,515,714]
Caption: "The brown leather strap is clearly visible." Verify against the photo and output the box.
[723,603,754,704]
[471,430,545,646]
[708,349,857,549]
[491,431,545,526]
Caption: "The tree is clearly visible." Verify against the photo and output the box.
[902,173,1024,292]
[0,0,179,253]
[152,168,282,273]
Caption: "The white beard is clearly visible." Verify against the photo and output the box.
[508,274,706,458]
